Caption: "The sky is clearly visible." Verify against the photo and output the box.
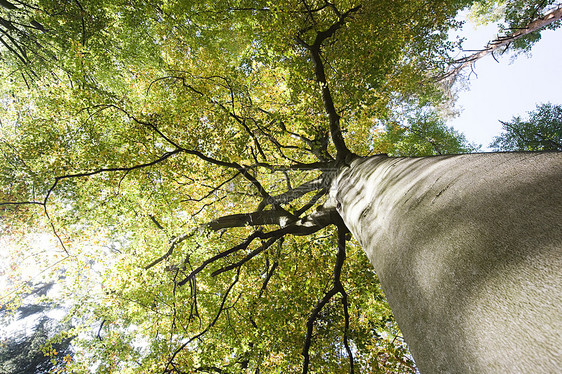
[448,20,562,150]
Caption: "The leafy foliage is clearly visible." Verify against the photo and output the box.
[490,103,562,151]
[0,283,73,374]
[0,1,555,373]
[371,108,480,156]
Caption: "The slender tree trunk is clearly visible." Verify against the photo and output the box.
[441,5,562,81]
[333,152,562,373]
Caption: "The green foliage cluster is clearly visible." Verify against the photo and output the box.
[490,103,562,151]
[371,108,479,156]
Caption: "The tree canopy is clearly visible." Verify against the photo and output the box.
[1,1,560,373]
[490,103,562,151]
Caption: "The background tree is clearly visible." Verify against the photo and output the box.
[441,1,562,81]
[371,108,479,156]
[490,103,562,151]
[0,283,73,374]
[470,0,562,52]
[0,1,560,373]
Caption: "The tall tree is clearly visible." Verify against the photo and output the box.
[1,1,560,373]
[335,151,561,374]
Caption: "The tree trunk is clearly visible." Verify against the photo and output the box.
[333,152,562,373]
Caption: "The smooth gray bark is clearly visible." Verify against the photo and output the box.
[333,152,562,373]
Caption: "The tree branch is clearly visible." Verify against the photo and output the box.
[256,175,327,211]
[144,231,196,270]
[174,200,336,286]
[302,223,353,373]
[177,231,265,286]
[43,148,184,205]
[96,106,280,207]
[211,236,280,277]
[295,5,361,162]
[165,269,241,373]
[207,210,297,231]
[440,4,562,81]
